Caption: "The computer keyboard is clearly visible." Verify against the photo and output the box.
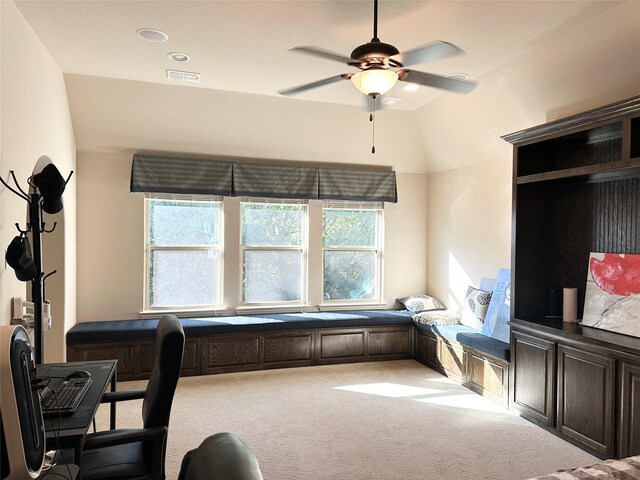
[40,377,93,415]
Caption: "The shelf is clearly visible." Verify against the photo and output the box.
[516,158,640,184]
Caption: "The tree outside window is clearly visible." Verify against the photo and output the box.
[240,202,306,304]
[322,206,382,302]
[146,198,221,308]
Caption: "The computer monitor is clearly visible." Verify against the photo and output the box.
[0,325,45,479]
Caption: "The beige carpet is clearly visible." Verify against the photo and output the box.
[95,360,598,480]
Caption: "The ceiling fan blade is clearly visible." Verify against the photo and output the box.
[393,40,463,67]
[397,69,477,94]
[278,74,348,96]
[289,46,353,65]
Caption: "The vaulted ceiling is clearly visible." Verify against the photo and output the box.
[15,0,640,172]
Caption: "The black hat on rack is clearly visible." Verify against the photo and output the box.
[31,163,65,214]
[5,235,37,282]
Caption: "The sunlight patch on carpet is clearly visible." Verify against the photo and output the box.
[424,377,457,384]
[334,383,444,398]
[415,393,514,414]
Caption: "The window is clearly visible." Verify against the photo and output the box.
[240,201,306,304]
[322,204,382,303]
[145,197,222,309]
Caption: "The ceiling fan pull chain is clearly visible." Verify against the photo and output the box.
[371,96,376,154]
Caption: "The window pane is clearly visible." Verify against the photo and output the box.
[323,209,377,247]
[150,250,218,306]
[323,251,376,301]
[150,200,220,246]
[241,204,303,246]
[243,251,301,303]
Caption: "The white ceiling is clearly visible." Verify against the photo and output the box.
[13,0,640,172]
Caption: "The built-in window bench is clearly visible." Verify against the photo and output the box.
[66,310,416,380]
[414,323,510,405]
[66,310,511,405]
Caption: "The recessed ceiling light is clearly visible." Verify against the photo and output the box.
[168,52,190,62]
[136,28,168,43]
[402,84,420,92]
[446,73,469,81]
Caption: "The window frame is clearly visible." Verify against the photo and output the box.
[143,194,223,312]
[238,199,308,307]
[321,202,384,305]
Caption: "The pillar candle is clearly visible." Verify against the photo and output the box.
[563,287,578,323]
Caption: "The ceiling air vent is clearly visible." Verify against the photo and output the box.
[166,69,200,83]
[381,97,402,105]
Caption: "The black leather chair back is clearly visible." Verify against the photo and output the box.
[142,315,185,429]
[178,433,263,480]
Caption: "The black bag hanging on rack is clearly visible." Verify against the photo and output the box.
[5,234,37,282]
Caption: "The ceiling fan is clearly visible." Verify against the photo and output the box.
[278,0,477,99]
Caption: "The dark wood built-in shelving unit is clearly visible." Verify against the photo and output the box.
[503,95,640,459]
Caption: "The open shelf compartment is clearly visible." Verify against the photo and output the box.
[517,122,623,177]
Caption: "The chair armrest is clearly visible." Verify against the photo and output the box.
[101,389,146,403]
[83,426,167,450]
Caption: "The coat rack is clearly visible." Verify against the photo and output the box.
[1,168,73,364]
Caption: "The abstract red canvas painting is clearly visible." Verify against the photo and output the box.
[583,252,640,337]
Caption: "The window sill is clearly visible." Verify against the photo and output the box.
[319,303,387,311]
[139,307,233,319]
[140,303,390,319]
[234,305,315,315]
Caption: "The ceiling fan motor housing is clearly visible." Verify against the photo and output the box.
[350,39,400,63]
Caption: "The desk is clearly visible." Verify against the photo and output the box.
[37,360,117,476]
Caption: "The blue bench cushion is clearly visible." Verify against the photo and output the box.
[67,310,414,343]
[456,332,510,361]
[413,322,510,361]
[413,323,473,340]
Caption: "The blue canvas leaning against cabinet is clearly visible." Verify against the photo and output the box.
[482,268,511,343]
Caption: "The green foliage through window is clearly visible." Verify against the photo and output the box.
[148,199,221,308]
[322,207,380,302]
[241,202,305,303]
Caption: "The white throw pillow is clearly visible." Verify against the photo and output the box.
[397,294,446,313]
[460,286,492,330]
[413,309,462,326]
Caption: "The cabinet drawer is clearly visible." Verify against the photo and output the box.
[203,337,260,370]
[439,342,465,379]
[319,332,365,359]
[369,329,410,356]
[263,333,313,364]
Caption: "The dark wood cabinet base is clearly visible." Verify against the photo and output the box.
[414,329,509,405]
[68,325,415,380]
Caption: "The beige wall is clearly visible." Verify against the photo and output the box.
[0,1,76,361]
[426,157,512,309]
[76,150,428,321]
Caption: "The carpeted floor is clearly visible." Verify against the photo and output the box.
[95,360,598,479]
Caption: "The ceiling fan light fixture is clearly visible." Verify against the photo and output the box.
[351,69,398,96]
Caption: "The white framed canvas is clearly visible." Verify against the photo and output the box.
[583,252,640,337]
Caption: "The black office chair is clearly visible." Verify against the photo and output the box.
[80,315,185,480]
[177,433,263,480]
